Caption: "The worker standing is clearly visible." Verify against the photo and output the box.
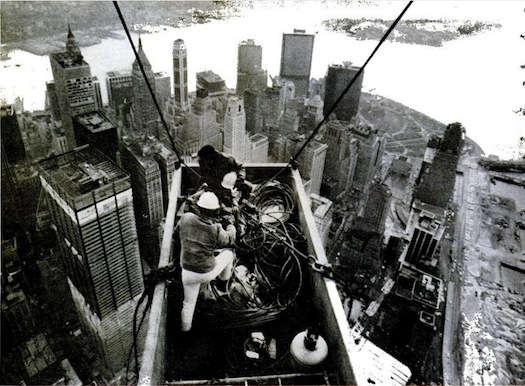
[177,191,236,332]
[197,145,246,193]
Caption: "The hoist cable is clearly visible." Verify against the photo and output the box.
[113,1,200,178]
[259,1,414,187]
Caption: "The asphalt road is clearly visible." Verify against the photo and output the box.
[442,165,471,386]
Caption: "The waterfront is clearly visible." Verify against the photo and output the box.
[0,1,523,158]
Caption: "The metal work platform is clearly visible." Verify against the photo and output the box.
[138,164,358,386]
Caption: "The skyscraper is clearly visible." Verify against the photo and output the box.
[403,202,445,265]
[278,132,327,195]
[132,38,159,137]
[323,62,364,122]
[73,110,118,161]
[154,72,171,115]
[1,104,26,164]
[322,120,359,199]
[119,136,177,266]
[247,133,269,163]
[49,26,97,151]
[106,70,133,117]
[37,145,144,373]
[45,81,61,122]
[172,39,190,112]
[236,39,267,96]
[186,88,222,153]
[223,96,247,161]
[279,29,315,98]
[92,76,103,110]
[349,123,385,192]
[310,193,334,247]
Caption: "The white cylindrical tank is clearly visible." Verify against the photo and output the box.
[290,328,328,367]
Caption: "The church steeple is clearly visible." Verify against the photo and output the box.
[133,36,152,71]
[67,24,74,39]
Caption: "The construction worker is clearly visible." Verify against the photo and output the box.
[197,145,247,195]
[177,191,236,332]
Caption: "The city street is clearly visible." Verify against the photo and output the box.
[442,165,469,386]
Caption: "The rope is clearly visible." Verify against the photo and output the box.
[112,1,200,178]
[259,1,414,188]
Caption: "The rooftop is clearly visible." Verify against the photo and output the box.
[413,151,458,209]
[73,111,115,133]
[50,52,88,68]
[37,145,130,210]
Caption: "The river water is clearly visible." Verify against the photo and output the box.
[1,1,523,158]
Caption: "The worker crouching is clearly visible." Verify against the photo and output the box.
[177,191,236,332]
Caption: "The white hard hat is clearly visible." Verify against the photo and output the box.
[197,192,220,210]
[221,171,238,190]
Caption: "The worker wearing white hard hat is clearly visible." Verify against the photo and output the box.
[177,191,236,332]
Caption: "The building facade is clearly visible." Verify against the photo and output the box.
[172,39,190,112]
[321,120,359,199]
[119,137,177,266]
[73,110,118,161]
[131,38,159,137]
[49,27,97,151]
[279,29,315,98]
[185,88,222,154]
[37,145,144,374]
[278,132,327,195]
[223,96,247,161]
[105,71,133,118]
[323,63,364,122]
[236,39,267,96]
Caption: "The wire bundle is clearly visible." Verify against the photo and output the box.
[201,180,307,329]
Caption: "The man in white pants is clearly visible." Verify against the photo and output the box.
[177,191,236,332]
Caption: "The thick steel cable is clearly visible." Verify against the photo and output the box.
[261,1,414,186]
[113,1,200,177]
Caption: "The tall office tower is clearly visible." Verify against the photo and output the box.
[236,39,268,96]
[243,89,263,135]
[403,202,445,265]
[350,123,385,192]
[92,76,103,110]
[223,96,247,161]
[119,136,177,266]
[323,62,364,122]
[196,70,227,96]
[1,104,26,164]
[196,70,234,123]
[37,145,144,374]
[49,26,97,151]
[247,133,269,163]
[322,120,359,199]
[310,193,334,248]
[132,38,159,137]
[279,132,327,195]
[73,111,118,161]
[261,85,282,134]
[186,88,222,153]
[279,79,295,112]
[172,39,190,112]
[300,140,328,195]
[440,122,465,155]
[280,107,299,133]
[279,29,315,98]
[353,182,391,235]
[106,71,133,117]
[45,81,61,122]
[304,93,324,131]
[154,72,171,114]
